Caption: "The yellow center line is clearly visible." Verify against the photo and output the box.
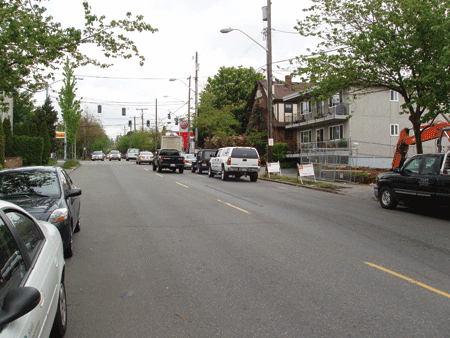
[156,173,163,178]
[217,199,252,214]
[176,182,189,188]
[365,262,450,299]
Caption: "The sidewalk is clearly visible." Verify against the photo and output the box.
[259,167,376,200]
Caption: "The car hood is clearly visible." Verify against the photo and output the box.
[1,196,61,221]
[377,171,399,181]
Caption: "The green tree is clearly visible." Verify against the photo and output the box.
[293,0,450,154]
[195,92,240,146]
[3,118,13,158]
[202,66,265,134]
[0,119,5,168]
[39,123,51,164]
[57,59,82,159]
[33,97,58,151]
[0,1,157,96]
[11,91,35,125]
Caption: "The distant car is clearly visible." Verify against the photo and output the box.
[0,200,66,338]
[126,148,139,161]
[91,150,104,161]
[0,166,82,258]
[182,153,196,169]
[191,149,217,174]
[136,151,154,165]
[109,150,121,161]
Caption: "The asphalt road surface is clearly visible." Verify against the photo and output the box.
[65,160,450,337]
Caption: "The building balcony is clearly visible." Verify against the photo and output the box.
[285,103,350,129]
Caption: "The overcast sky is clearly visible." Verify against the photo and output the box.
[34,0,315,139]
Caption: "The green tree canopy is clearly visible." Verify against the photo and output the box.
[293,0,450,153]
[201,66,265,134]
[1,0,157,96]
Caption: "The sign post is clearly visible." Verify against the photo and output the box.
[55,132,66,160]
[297,163,316,184]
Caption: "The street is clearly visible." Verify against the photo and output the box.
[65,160,450,337]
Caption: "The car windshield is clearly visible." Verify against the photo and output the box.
[231,148,259,159]
[185,154,195,159]
[0,170,61,197]
[160,150,179,156]
[203,151,216,158]
[111,151,119,154]
[92,151,102,155]
[140,152,153,155]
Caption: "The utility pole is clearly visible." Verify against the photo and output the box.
[266,0,273,163]
[194,52,199,150]
[187,76,191,154]
[136,108,148,131]
[155,99,158,151]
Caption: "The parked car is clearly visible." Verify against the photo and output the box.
[374,151,450,209]
[109,150,121,161]
[126,148,139,161]
[136,151,154,165]
[0,166,82,258]
[0,200,66,338]
[209,147,261,182]
[91,150,105,161]
[191,149,217,174]
[182,153,196,169]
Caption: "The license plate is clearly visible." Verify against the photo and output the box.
[170,164,176,167]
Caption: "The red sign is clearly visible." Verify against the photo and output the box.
[180,120,188,130]
[179,132,194,149]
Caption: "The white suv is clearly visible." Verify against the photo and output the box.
[126,148,139,161]
[209,147,261,182]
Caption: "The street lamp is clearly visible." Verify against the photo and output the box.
[169,77,192,153]
[221,3,274,162]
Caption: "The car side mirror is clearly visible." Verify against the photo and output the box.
[393,167,401,174]
[68,188,82,198]
[0,287,41,329]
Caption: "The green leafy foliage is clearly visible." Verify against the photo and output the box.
[14,136,43,166]
[39,123,51,164]
[0,0,157,96]
[293,0,450,153]
[3,118,13,158]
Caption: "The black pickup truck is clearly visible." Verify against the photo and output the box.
[152,149,185,173]
[374,151,450,209]
[191,149,217,174]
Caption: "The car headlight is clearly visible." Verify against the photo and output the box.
[48,208,69,224]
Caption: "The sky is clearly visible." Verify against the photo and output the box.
[34,0,315,140]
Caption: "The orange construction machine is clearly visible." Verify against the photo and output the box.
[392,120,450,169]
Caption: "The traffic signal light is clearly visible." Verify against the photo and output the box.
[97,105,102,113]
[128,120,132,127]
[168,113,171,119]
[146,120,150,127]
[122,108,126,116]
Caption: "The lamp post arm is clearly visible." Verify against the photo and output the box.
[220,28,268,52]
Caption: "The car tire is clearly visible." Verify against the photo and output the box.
[208,166,214,177]
[157,165,162,173]
[198,167,202,175]
[51,273,67,338]
[179,167,184,174]
[379,186,398,209]
[221,167,228,181]
[74,220,81,233]
[64,229,73,258]
[191,166,196,173]
[152,164,156,171]
[250,173,258,182]
[109,159,111,161]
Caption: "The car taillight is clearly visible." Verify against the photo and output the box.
[227,157,231,165]
[184,159,188,163]
[258,159,261,166]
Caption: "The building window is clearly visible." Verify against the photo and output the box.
[329,125,344,140]
[390,90,398,101]
[285,130,293,141]
[390,124,399,136]
[285,103,293,113]
[329,92,342,107]
[316,101,324,116]
[301,130,312,143]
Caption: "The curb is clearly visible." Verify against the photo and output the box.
[258,177,345,195]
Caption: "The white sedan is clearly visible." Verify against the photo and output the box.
[182,153,196,169]
[0,200,66,338]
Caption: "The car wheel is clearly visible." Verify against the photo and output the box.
[250,173,258,182]
[64,230,73,258]
[74,219,81,233]
[221,167,228,181]
[157,165,162,173]
[152,164,156,171]
[379,186,398,209]
[198,167,202,175]
[51,273,67,338]
[208,166,214,177]
[179,167,184,174]
[191,166,196,173]
[109,159,111,161]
